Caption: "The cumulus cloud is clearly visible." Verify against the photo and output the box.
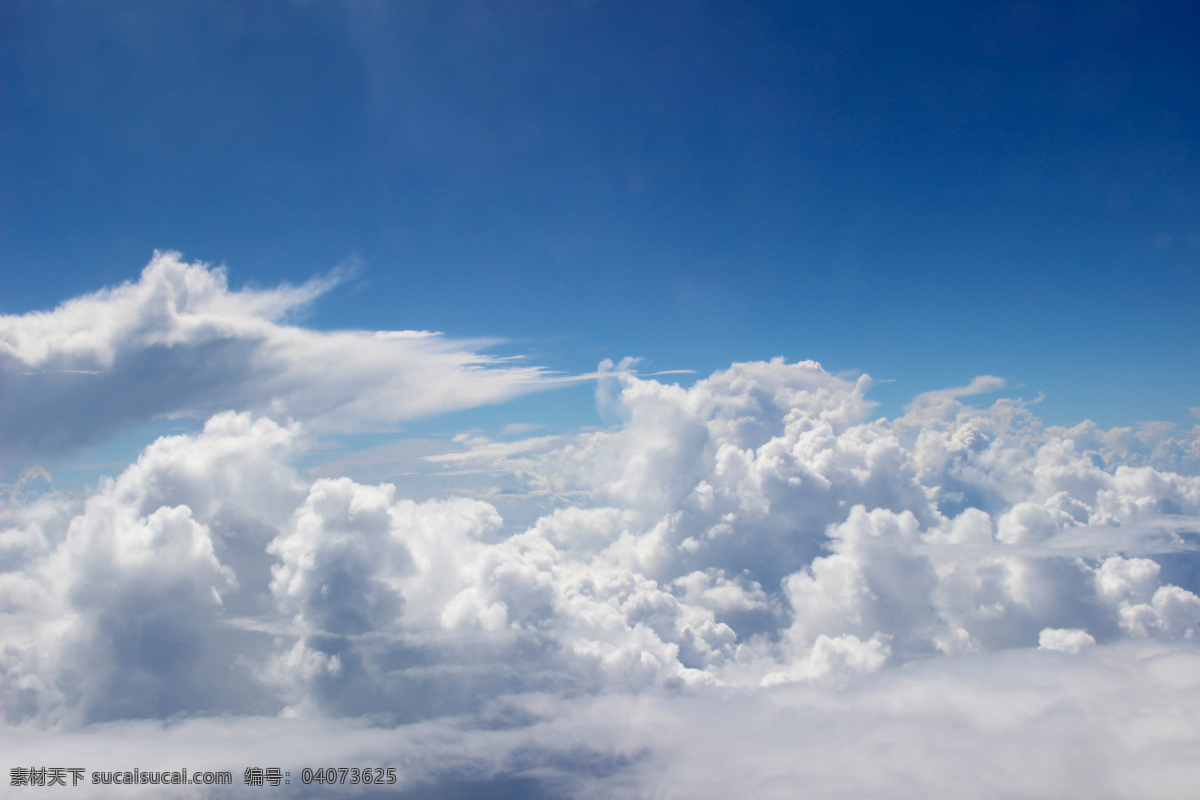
[0,252,574,460]
[1038,627,1096,652]
[4,347,1200,796]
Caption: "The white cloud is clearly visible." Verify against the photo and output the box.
[909,374,1008,408]
[0,252,575,460]
[1038,627,1096,652]
[4,349,1200,796]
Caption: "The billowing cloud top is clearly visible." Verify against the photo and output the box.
[4,332,1200,796]
[0,252,568,459]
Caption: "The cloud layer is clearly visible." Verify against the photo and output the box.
[4,348,1200,796]
[3,260,1200,794]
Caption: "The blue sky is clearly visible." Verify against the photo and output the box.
[3,0,1198,430]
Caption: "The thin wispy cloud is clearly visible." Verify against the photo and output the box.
[0,253,578,460]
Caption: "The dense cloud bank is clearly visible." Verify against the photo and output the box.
[4,642,1200,800]
[4,284,1200,795]
[0,253,564,459]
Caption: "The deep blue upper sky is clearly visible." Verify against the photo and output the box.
[3,0,1198,427]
